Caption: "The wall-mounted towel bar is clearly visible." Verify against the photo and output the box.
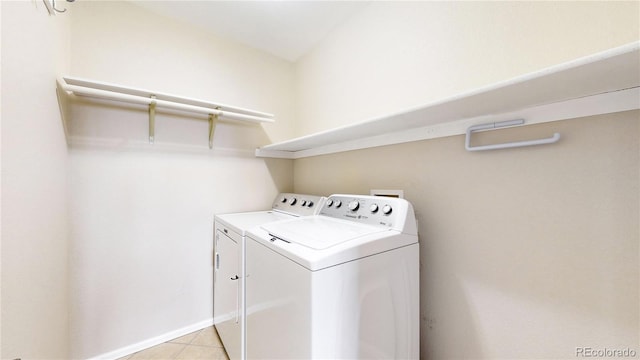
[465,119,560,152]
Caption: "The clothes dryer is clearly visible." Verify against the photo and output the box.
[245,194,419,359]
[213,193,325,360]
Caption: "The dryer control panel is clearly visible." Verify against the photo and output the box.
[320,194,417,235]
[272,193,326,216]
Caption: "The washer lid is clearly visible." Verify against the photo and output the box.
[261,216,389,250]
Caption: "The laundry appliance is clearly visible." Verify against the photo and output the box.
[245,194,419,359]
[213,193,325,360]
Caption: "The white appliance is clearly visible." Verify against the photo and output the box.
[245,194,420,359]
[214,193,325,360]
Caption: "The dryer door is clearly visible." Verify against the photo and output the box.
[214,229,241,360]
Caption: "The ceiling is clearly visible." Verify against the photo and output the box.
[129,1,370,62]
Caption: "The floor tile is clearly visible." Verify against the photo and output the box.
[168,329,200,345]
[191,326,224,347]
[129,343,186,359]
[176,345,229,360]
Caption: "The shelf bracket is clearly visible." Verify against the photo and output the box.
[465,119,560,151]
[149,95,156,144]
[209,112,219,149]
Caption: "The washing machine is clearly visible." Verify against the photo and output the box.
[213,193,325,360]
[245,194,419,359]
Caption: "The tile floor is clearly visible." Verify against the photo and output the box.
[117,326,229,360]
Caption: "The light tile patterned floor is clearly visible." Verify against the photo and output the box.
[117,326,230,360]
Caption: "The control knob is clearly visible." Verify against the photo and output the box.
[348,200,360,211]
[334,200,342,208]
[307,201,314,207]
[370,204,379,213]
[301,200,307,206]
[382,204,392,215]
[326,199,334,207]
[281,197,287,203]
[289,198,297,205]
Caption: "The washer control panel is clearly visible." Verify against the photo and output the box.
[320,194,412,231]
[272,193,325,216]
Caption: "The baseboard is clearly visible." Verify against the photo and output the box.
[87,318,214,360]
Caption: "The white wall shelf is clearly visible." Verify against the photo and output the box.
[255,42,639,159]
[57,76,274,148]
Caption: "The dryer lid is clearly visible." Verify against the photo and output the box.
[215,211,293,235]
[261,216,390,250]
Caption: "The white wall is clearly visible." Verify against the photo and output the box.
[1,1,3,352]
[68,149,291,359]
[1,1,71,359]
[292,2,639,359]
[66,2,293,358]
[295,1,640,136]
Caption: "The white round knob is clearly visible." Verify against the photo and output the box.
[370,204,379,213]
[301,200,307,206]
[326,199,334,207]
[348,201,360,211]
[334,200,342,208]
[382,205,392,214]
[307,201,314,207]
[289,198,297,205]
[281,197,287,203]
